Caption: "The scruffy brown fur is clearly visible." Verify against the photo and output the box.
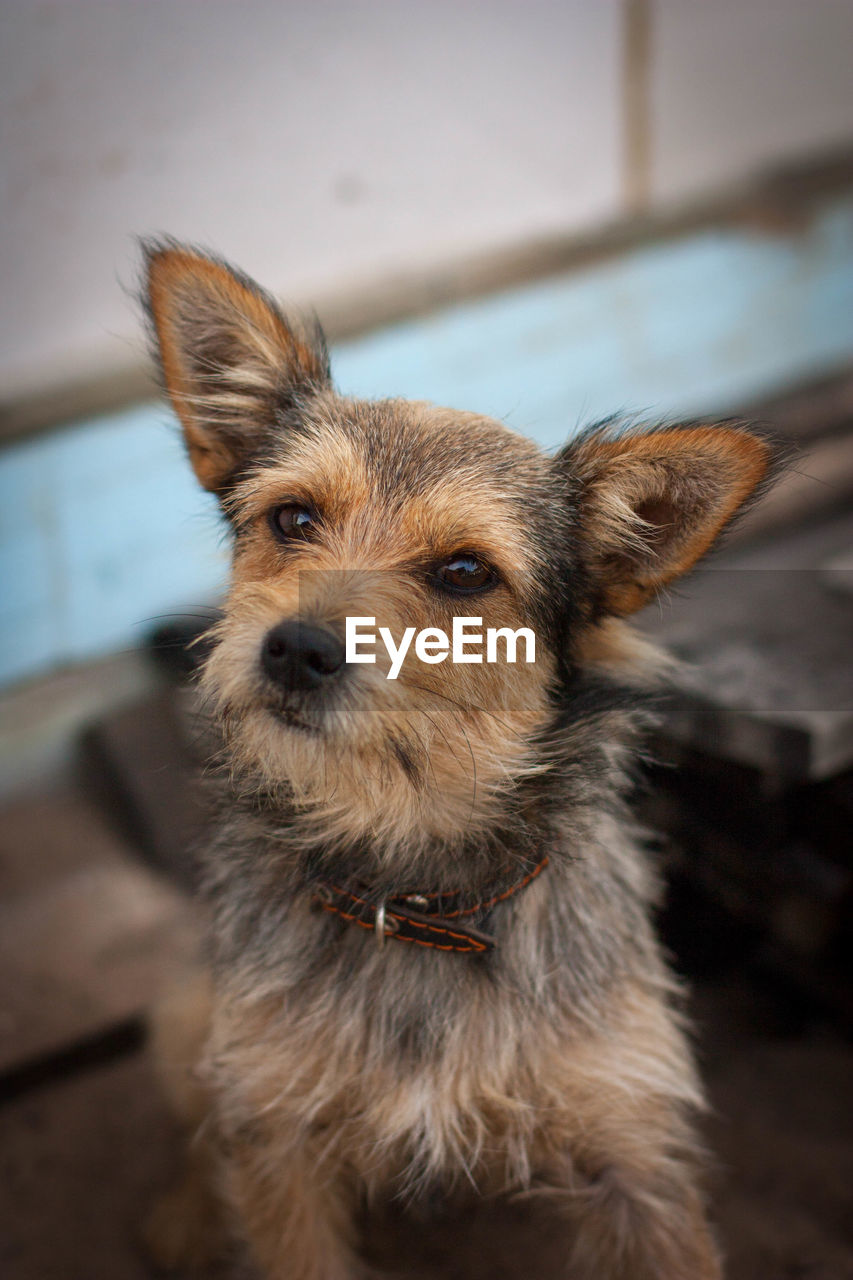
[141,241,771,1279]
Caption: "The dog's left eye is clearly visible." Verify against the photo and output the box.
[270,503,317,542]
[435,554,495,593]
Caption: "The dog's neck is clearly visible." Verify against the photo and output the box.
[216,777,555,893]
[200,681,659,1011]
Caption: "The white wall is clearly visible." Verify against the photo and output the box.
[2,0,853,404]
[0,0,622,399]
[651,0,853,203]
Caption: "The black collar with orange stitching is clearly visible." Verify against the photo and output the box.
[312,855,549,954]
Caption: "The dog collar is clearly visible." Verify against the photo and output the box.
[312,855,549,955]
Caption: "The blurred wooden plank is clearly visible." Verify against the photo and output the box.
[706,1041,853,1276]
[733,430,853,545]
[641,509,853,780]
[0,787,201,1076]
[0,1052,178,1280]
[80,688,212,887]
[746,364,853,443]
[0,650,156,801]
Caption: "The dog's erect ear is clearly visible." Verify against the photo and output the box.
[558,424,771,616]
[143,241,330,493]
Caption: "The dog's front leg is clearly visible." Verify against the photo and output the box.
[225,1143,364,1280]
[561,1164,722,1280]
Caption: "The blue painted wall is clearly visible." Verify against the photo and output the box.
[3,195,853,686]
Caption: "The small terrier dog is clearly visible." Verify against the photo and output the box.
[142,241,770,1279]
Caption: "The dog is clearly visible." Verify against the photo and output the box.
[141,240,770,1279]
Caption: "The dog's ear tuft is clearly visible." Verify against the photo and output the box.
[558,423,771,616]
[142,239,330,493]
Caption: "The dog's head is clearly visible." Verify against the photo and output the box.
[144,242,769,851]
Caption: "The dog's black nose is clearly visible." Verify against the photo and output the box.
[261,621,345,691]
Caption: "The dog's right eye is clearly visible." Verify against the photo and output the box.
[269,503,317,542]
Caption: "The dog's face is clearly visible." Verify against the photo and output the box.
[145,243,769,850]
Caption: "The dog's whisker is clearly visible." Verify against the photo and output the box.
[405,679,519,734]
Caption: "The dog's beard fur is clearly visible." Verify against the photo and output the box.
[199,617,556,862]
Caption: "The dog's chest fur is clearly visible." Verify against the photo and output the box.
[197,703,697,1205]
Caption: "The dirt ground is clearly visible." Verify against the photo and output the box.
[1,785,851,1280]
